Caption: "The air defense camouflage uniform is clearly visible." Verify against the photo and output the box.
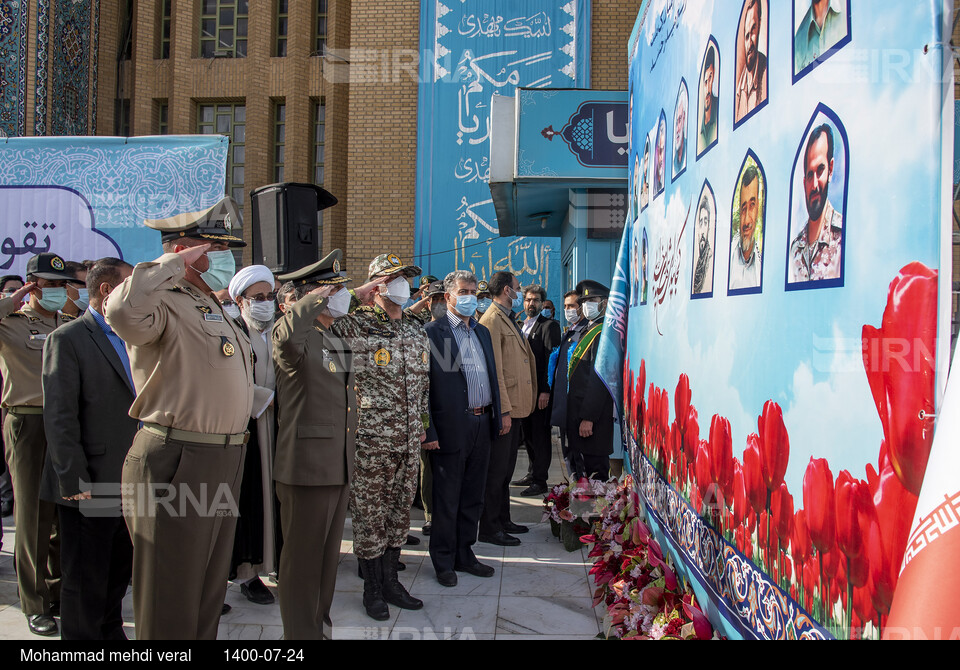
[333,303,430,559]
[331,256,430,562]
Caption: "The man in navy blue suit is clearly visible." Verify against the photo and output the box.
[422,270,501,587]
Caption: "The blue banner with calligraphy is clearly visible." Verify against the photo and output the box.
[0,135,228,276]
[415,0,591,294]
[597,0,952,640]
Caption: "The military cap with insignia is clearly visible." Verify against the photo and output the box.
[576,279,610,303]
[367,253,422,281]
[419,275,438,288]
[423,280,445,298]
[25,253,74,281]
[145,196,246,247]
[277,249,350,286]
[476,280,490,298]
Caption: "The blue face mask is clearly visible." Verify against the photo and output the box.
[541,308,553,319]
[510,288,523,313]
[38,287,68,313]
[477,298,492,313]
[199,250,236,293]
[71,288,89,312]
[455,295,478,318]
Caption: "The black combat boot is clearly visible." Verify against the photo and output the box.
[381,547,423,610]
[358,557,390,621]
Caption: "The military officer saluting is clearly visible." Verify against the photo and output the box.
[331,253,431,621]
[0,252,75,636]
[105,197,254,640]
[271,250,382,640]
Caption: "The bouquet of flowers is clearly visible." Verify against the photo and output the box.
[580,475,718,640]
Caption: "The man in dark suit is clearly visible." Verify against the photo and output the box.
[515,285,561,497]
[550,290,589,476]
[564,280,615,480]
[423,270,501,587]
[40,258,137,640]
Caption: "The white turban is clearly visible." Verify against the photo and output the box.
[228,264,275,301]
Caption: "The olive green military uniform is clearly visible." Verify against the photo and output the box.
[0,298,73,617]
[272,252,358,640]
[106,249,254,640]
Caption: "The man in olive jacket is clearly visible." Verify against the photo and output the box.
[272,250,360,640]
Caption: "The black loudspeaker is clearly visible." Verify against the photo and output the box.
[250,182,338,274]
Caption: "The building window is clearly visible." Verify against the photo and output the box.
[276,0,288,57]
[274,102,285,182]
[200,0,248,58]
[115,99,130,137]
[315,0,328,55]
[311,99,325,186]
[198,103,246,209]
[157,101,169,135]
[159,0,172,58]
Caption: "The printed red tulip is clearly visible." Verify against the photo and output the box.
[861,262,938,495]
[868,453,919,614]
[835,470,865,560]
[694,439,712,500]
[742,434,766,516]
[802,457,836,555]
[683,407,699,463]
[675,374,691,427]
[732,459,747,527]
[758,400,790,493]
[771,483,794,541]
[708,415,733,496]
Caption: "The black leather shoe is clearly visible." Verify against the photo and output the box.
[436,571,458,587]
[503,521,529,535]
[28,614,58,636]
[478,531,521,547]
[221,603,232,616]
[405,534,421,546]
[520,483,548,497]
[0,500,12,517]
[241,577,275,605]
[421,522,432,536]
[511,475,534,486]
[455,561,495,578]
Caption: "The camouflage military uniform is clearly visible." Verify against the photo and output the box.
[332,303,430,560]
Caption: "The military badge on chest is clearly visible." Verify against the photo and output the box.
[375,348,391,367]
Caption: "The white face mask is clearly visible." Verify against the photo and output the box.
[222,302,241,320]
[326,287,352,318]
[564,307,580,324]
[583,301,603,322]
[382,276,410,306]
[244,300,276,324]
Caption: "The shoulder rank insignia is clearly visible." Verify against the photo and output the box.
[60,313,76,321]
[422,350,429,365]
[355,305,375,313]
[9,311,26,318]
[220,336,235,357]
[169,286,188,294]
[196,305,213,314]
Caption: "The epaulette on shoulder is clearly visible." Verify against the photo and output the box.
[8,311,27,318]
[355,305,375,313]
[60,313,77,321]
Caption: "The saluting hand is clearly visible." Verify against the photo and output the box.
[9,281,38,304]
[308,285,336,299]
[176,243,211,268]
[353,277,388,305]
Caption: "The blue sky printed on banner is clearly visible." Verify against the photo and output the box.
[415,1,591,295]
[625,0,945,503]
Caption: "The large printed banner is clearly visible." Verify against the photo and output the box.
[599,0,953,639]
[0,136,228,276]
[415,0,590,294]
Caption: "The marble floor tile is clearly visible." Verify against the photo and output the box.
[394,594,501,636]
[496,596,600,637]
